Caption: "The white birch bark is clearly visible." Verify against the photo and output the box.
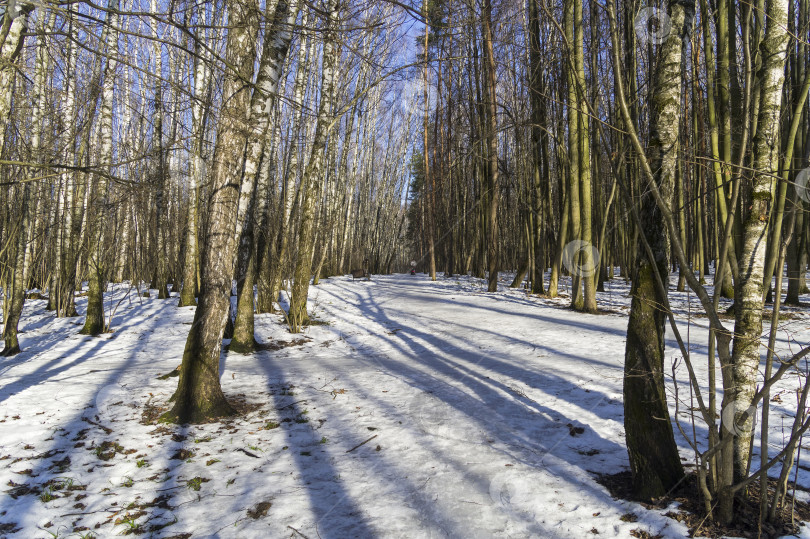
[81,0,119,335]
[166,0,261,423]
[2,10,52,353]
[289,0,339,326]
[0,5,31,153]
[179,6,214,307]
[56,1,79,317]
[266,10,314,310]
[727,0,791,491]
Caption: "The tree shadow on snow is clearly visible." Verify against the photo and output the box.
[0,289,192,536]
[276,276,669,535]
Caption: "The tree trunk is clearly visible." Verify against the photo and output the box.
[722,0,790,520]
[1,10,49,353]
[482,0,499,293]
[179,15,213,308]
[564,0,582,308]
[232,0,299,351]
[422,1,437,282]
[81,1,119,336]
[2,184,30,355]
[574,0,596,313]
[623,0,692,502]
[56,7,78,318]
[528,0,546,295]
[151,0,170,300]
[163,0,260,423]
[263,10,313,313]
[289,0,339,328]
[0,5,30,152]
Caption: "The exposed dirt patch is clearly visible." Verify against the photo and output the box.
[594,471,810,538]
[141,393,263,426]
[0,522,21,534]
[247,500,272,519]
[141,397,166,425]
[92,440,134,461]
[255,338,311,351]
[170,448,195,461]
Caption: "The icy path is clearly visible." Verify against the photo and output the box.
[0,274,808,538]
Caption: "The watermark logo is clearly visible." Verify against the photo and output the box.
[634,7,672,46]
[721,398,757,437]
[400,76,437,118]
[489,470,534,512]
[562,240,600,278]
[408,392,452,437]
[796,167,810,203]
[3,0,28,20]
[95,383,129,420]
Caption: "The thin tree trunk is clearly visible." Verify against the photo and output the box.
[81,1,118,335]
[232,0,299,351]
[482,0,499,292]
[289,0,339,328]
[423,1,437,282]
[1,9,50,353]
[564,0,582,308]
[263,11,313,313]
[0,6,30,152]
[574,0,596,312]
[723,0,790,519]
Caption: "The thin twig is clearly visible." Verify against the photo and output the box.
[278,399,308,410]
[345,434,377,453]
[288,525,311,538]
[236,448,260,458]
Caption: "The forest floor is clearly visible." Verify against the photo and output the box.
[1,272,810,538]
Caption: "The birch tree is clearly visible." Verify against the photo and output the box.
[260,8,314,313]
[164,0,261,423]
[2,10,52,353]
[80,0,119,336]
[723,0,791,517]
[289,0,339,328]
[231,0,301,352]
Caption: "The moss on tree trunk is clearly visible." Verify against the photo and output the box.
[79,256,105,336]
[624,264,685,500]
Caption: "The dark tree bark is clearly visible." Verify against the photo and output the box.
[482,0,499,292]
[528,0,546,295]
[2,186,30,355]
[623,0,693,501]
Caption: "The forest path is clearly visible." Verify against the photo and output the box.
[4,274,807,537]
[241,273,678,537]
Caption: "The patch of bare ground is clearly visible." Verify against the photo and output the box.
[223,337,310,352]
[594,471,810,538]
[141,393,264,427]
[255,338,310,351]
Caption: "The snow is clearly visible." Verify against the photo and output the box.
[1,273,809,538]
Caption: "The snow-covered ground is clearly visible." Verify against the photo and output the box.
[1,272,809,538]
